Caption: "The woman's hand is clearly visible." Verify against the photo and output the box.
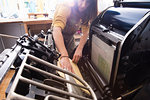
[72,48,82,63]
[60,57,74,73]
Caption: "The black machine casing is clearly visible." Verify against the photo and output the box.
[79,1,150,99]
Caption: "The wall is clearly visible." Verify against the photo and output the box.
[0,23,25,53]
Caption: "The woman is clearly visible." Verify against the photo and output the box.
[52,0,98,72]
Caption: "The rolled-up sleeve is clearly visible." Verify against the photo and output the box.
[52,4,71,30]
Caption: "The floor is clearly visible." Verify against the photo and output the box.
[0,69,15,100]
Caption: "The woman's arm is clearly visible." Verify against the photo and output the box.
[53,27,68,57]
[53,26,73,72]
[72,27,89,63]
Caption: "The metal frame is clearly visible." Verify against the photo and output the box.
[7,53,97,100]
[0,45,22,83]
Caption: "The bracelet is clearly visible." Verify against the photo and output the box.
[60,56,69,60]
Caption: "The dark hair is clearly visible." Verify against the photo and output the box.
[81,0,98,25]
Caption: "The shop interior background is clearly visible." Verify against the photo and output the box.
[0,0,113,19]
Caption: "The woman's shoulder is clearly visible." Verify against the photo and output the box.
[55,3,72,16]
[55,1,75,16]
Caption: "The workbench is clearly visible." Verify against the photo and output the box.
[0,18,52,34]
[0,18,52,53]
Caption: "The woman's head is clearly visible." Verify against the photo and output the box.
[77,0,90,12]
[76,0,98,24]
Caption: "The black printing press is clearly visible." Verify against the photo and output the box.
[1,0,150,100]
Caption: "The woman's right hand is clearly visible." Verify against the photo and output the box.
[60,57,74,73]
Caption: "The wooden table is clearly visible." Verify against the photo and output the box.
[0,18,52,35]
[28,13,48,19]
[0,18,52,52]
[24,19,52,35]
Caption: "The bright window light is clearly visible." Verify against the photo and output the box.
[58,0,74,4]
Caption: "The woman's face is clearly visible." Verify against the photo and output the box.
[77,0,90,12]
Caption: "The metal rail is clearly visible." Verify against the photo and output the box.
[0,33,19,39]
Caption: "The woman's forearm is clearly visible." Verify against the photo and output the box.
[72,29,89,63]
[52,27,68,56]
[77,29,89,51]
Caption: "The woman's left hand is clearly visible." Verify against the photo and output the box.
[72,48,82,63]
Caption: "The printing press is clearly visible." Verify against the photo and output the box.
[1,0,150,100]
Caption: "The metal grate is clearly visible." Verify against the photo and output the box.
[7,53,97,100]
